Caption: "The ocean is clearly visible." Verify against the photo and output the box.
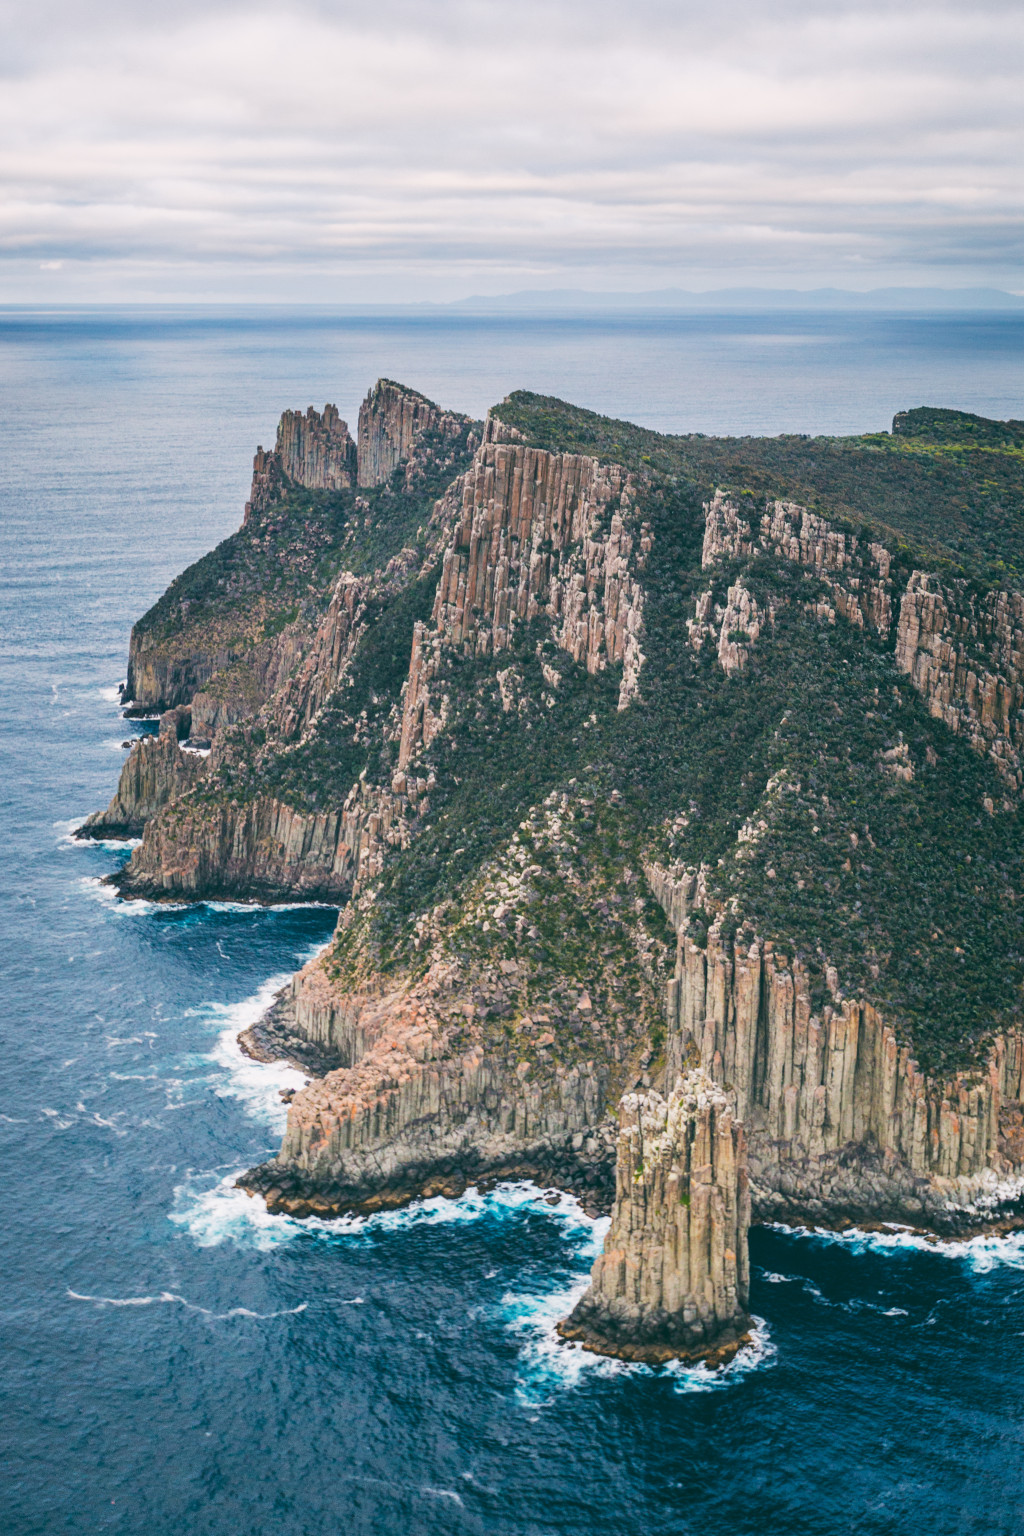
[2,306,1023,1535]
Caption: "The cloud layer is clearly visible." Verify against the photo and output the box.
[1,0,1021,299]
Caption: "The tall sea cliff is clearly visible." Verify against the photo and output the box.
[83,381,1024,1361]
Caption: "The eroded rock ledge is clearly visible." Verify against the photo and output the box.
[76,708,205,840]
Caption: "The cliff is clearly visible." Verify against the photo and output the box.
[357,379,471,489]
[399,431,648,767]
[88,389,1024,1324]
[77,709,206,839]
[240,976,618,1217]
[667,919,1024,1228]
[895,572,1024,794]
[559,1069,751,1364]
[124,386,467,716]
[245,404,356,523]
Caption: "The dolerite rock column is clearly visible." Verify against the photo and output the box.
[559,1069,751,1364]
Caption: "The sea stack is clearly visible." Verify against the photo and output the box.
[559,1069,752,1365]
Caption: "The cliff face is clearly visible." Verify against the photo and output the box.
[77,709,206,839]
[117,415,651,902]
[240,959,619,1217]
[666,920,1024,1225]
[700,489,894,635]
[245,404,356,522]
[399,430,648,767]
[559,1069,751,1364]
[116,776,410,903]
[127,387,450,715]
[895,572,1024,794]
[357,380,471,489]
[700,491,1024,800]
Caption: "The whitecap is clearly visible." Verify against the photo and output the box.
[190,960,327,1130]
[98,685,123,703]
[502,1262,775,1403]
[767,1220,1024,1274]
[78,876,159,912]
[170,1173,313,1252]
[56,816,140,851]
[197,899,339,914]
[170,1174,602,1255]
[67,1288,307,1319]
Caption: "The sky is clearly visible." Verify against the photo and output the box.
[1,0,1022,303]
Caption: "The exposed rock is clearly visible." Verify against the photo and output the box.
[896,571,1024,792]
[276,404,356,492]
[357,379,471,489]
[559,1069,751,1364]
[702,490,893,635]
[666,919,1024,1225]
[245,404,356,522]
[76,709,206,839]
[399,432,647,765]
[239,963,618,1217]
[115,776,410,903]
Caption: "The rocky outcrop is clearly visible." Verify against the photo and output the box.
[399,435,648,766]
[125,631,228,714]
[559,1069,751,1364]
[115,776,411,902]
[277,404,356,492]
[702,491,894,635]
[689,581,770,675]
[263,573,369,741]
[245,405,355,521]
[239,965,617,1216]
[895,572,1024,793]
[357,380,470,489]
[666,921,1024,1225]
[702,494,1024,795]
[76,709,206,839]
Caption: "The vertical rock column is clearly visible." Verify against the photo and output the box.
[559,1069,751,1364]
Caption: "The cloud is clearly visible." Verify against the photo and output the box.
[0,0,1020,299]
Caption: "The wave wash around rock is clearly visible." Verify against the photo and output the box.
[82,383,1024,1364]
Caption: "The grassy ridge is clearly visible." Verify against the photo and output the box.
[496,393,1024,579]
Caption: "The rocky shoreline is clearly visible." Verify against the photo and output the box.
[80,383,1024,1367]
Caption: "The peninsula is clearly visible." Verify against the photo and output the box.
[81,380,1024,1364]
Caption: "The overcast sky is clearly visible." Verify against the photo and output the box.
[1,0,1021,301]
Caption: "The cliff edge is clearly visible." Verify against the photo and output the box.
[86,386,1024,1364]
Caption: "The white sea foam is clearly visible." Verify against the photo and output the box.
[67,1288,307,1319]
[421,1489,464,1507]
[769,1220,1024,1273]
[498,1207,774,1401]
[56,813,139,850]
[170,1174,601,1255]
[503,1266,776,1403]
[79,876,163,912]
[199,899,339,914]
[193,972,310,1132]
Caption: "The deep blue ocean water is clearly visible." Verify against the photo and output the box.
[2,307,1024,1535]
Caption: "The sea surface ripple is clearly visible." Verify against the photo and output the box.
[1,308,1022,1534]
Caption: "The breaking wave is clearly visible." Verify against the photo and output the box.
[768,1221,1024,1273]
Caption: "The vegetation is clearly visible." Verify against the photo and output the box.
[140,388,1024,1077]
[495,392,1024,580]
